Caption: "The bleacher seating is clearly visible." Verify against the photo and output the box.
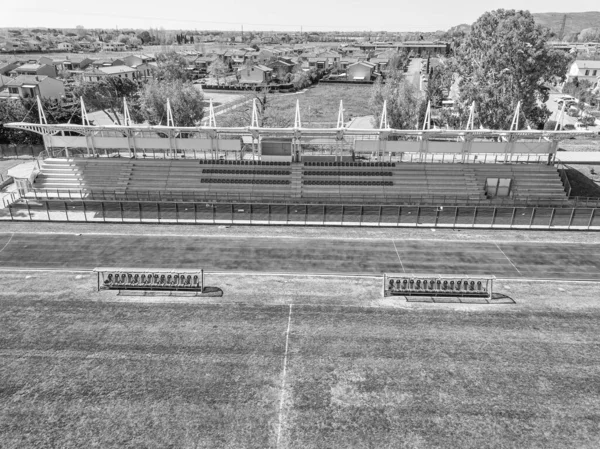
[31,158,568,204]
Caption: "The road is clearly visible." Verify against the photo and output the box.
[0,232,598,280]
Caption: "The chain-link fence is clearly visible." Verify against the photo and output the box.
[2,199,599,230]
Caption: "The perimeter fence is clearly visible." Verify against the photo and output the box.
[2,198,599,230]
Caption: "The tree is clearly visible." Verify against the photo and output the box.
[369,69,425,130]
[208,59,228,85]
[137,31,152,44]
[133,80,204,126]
[0,98,82,145]
[452,9,573,130]
[153,51,191,82]
[578,28,600,43]
[73,77,140,125]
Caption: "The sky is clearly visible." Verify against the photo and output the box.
[2,0,600,32]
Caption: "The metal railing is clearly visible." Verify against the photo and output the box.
[2,198,598,230]
[23,188,600,208]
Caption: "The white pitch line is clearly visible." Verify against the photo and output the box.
[0,233,14,255]
[276,304,293,448]
[392,239,406,273]
[495,243,522,275]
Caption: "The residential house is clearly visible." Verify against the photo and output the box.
[0,75,65,100]
[237,64,272,85]
[0,74,11,89]
[269,58,297,79]
[57,42,74,51]
[0,59,22,76]
[102,42,127,51]
[82,66,138,82]
[122,55,155,67]
[346,61,376,81]
[194,55,218,73]
[369,57,389,73]
[340,58,359,71]
[38,57,68,73]
[316,51,341,69]
[9,63,57,78]
[567,60,600,83]
[63,56,93,70]
[91,59,125,69]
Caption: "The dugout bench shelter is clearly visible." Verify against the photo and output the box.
[383,274,495,300]
[95,267,204,293]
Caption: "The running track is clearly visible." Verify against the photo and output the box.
[0,233,599,280]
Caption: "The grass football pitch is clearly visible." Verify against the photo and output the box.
[1,273,600,448]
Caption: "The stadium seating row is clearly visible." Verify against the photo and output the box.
[303,171,393,177]
[203,169,291,175]
[304,180,394,186]
[200,179,290,185]
[303,162,395,167]
[198,160,291,166]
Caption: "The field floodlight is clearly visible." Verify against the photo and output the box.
[123,97,132,126]
[465,101,475,131]
[336,100,344,128]
[294,99,302,128]
[208,98,217,127]
[166,98,175,127]
[251,98,260,128]
[80,97,90,126]
[509,101,521,131]
[37,96,47,125]
[379,100,389,129]
[554,101,566,131]
[422,100,431,131]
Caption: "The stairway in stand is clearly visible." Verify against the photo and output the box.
[116,161,134,194]
[291,163,303,198]
[462,165,484,198]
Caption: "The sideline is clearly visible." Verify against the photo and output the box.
[276,304,293,447]
[494,243,523,275]
[0,233,14,254]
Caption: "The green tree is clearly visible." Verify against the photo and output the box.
[0,98,82,145]
[452,9,573,130]
[73,77,140,125]
[133,80,204,126]
[153,51,192,82]
[208,59,228,85]
[369,69,425,130]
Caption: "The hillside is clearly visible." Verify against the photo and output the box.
[449,12,600,37]
[533,12,600,36]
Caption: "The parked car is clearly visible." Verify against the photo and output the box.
[555,95,577,103]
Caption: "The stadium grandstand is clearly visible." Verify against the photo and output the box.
[2,97,599,227]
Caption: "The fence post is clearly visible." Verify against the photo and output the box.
[529,208,536,228]
[453,207,459,227]
[568,208,576,228]
[176,203,179,222]
[194,203,197,224]
[120,202,124,222]
[83,201,88,222]
[472,207,478,227]
[510,208,517,228]
[157,202,161,223]
[46,201,50,220]
[139,202,142,222]
[63,201,68,222]
[491,207,497,227]
[588,209,595,229]
[101,202,106,222]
